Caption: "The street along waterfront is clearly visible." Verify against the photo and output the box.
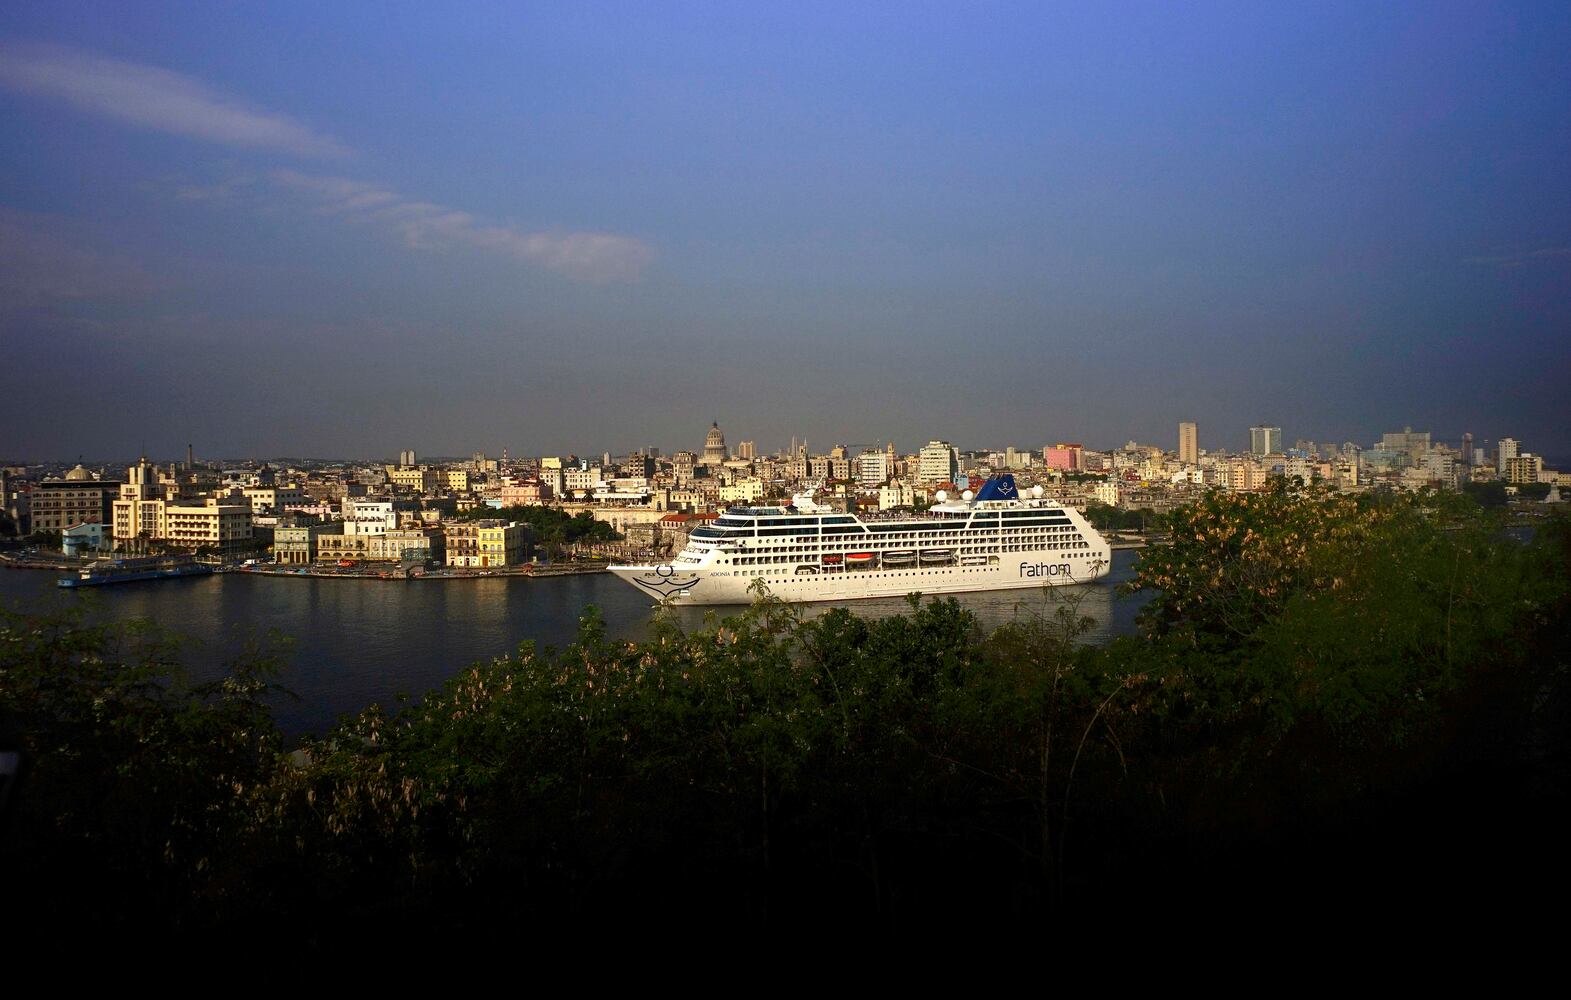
[0,549,1147,736]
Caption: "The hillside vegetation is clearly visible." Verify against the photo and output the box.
[3,487,1566,940]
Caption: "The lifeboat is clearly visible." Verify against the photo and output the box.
[920,549,953,564]
[821,553,843,564]
[883,550,917,566]
[846,552,875,568]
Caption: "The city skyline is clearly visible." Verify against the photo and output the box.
[3,4,1569,458]
[5,415,1548,468]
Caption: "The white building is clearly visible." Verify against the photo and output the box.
[918,440,960,485]
[1498,437,1519,474]
[341,499,398,535]
[857,450,891,486]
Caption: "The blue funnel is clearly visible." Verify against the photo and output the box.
[974,474,1018,501]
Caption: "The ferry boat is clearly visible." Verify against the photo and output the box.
[58,556,215,588]
[610,474,1112,605]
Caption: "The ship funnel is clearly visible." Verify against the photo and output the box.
[974,474,1018,501]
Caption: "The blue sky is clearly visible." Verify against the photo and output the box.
[2,2,1568,460]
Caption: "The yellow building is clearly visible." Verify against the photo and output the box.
[1506,454,1545,484]
[1226,461,1268,492]
[316,534,373,562]
[112,457,163,544]
[444,520,532,567]
[111,458,251,554]
[387,466,439,492]
[242,484,306,512]
[163,499,253,552]
[717,478,764,504]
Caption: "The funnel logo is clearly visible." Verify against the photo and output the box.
[975,473,1019,502]
[631,563,702,597]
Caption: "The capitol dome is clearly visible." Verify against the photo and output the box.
[702,421,728,465]
[64,464,92,481]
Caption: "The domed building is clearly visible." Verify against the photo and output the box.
[702,421,728,466]
[30,464,121,534]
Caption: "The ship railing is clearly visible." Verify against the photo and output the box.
[852,510,969,523]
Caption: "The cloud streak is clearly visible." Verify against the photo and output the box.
[0,41,347,157]
[1465,246,1571,269]
[270,170,654,282]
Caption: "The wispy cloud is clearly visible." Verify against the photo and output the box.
[1465,246,1571,269]
[173,173,259,202]
[270,170,655,283]
[0,41,348,157]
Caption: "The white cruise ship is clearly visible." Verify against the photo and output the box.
[609,474,1111,605]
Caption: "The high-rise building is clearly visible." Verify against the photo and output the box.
[1250,426,1282,456]
[1178,422,1198,464]
[1506,454,1542,484]
[1497,437,1518,474]
[399,449,417,468]
[1043,444,1084,471]
[857,449,891,485]
[736,440,756,461]
[917,441,960,485]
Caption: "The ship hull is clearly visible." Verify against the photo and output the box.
[610,550,1111,606]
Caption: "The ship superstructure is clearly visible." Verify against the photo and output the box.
[609,474,1111,605]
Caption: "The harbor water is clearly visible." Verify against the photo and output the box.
[1,550,1150,736]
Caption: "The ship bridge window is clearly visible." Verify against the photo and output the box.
[691,526,754,539]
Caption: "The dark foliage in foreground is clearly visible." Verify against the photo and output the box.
[2,490,1567,941]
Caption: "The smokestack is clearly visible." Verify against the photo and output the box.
[187,443,194,470]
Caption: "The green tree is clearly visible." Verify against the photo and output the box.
[1462,480,1508,508]
[0,606,292,934]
